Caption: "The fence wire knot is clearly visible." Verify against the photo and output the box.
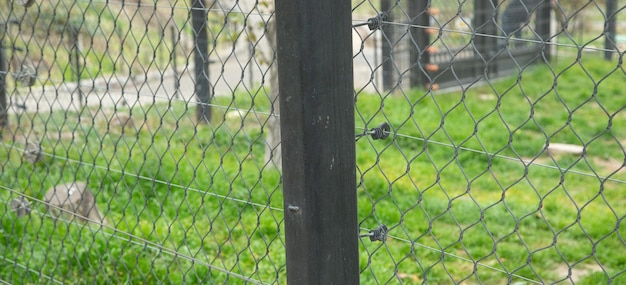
[352,13,387,31]
[366,13,387,30]
[356,122,390,141]
[360,224,388,242]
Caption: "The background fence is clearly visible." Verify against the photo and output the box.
[1,0,625,284]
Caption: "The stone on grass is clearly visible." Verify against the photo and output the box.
[547,143,584,155]
[10,197,31,217]
[22,141,42,164]
[44,182,107,225]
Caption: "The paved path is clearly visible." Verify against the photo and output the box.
[7,32,381,115]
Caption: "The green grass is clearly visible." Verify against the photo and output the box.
[355,54,626,284]
[0,94,285,284]
[1,49,626,285]
[0,0,252,87]
[2,0,622,283]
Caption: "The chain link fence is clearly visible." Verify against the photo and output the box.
[1,0,284,283]
[1,0,625,284]
[353,0,626,284]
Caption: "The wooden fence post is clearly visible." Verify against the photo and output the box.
[275,0,359,283]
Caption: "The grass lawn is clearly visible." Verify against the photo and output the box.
[0,92,286,284]
[355,53,626,284]
[1,53,625,284]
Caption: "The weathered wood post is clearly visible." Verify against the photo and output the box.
[275,0,359,283]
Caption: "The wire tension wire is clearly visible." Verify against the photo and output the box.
[352,13,388,31]
[359,224,388,242]
[356,122,391,141]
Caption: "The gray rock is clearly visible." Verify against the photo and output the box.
[23,141,42,164]
[10,197,31,217]
[43,182,107,225]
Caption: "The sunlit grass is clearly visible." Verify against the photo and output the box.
[0,96,285,284]
[2,52,626,284]
[356,54,626,284]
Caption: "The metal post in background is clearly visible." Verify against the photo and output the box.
[374,28,380,88]
[115,25,123,75]
[72,26,83,108]
[248,41,254,87]
[1,20,21,132]
[170,25,180,99]
[604,0,616,60]
[473,0,499,77]
[409,0,430,89]
[192,0,212,123]
[381,0,394,91]
[0,36,6,132]
[275,0,359,283]
[535,0,552,60]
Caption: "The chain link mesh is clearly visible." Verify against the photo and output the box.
[1,0,283,284]
[353,0,625,284]
[1,0,625,284]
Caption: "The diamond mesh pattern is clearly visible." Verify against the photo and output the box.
[1,0,625,284]
[353,0,626,284]
[1,0,282,284]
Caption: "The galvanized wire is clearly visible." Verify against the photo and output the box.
[2,0,625,283]
[1,0,283,284]
[354,0,625,284]
[0,186,270,285]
